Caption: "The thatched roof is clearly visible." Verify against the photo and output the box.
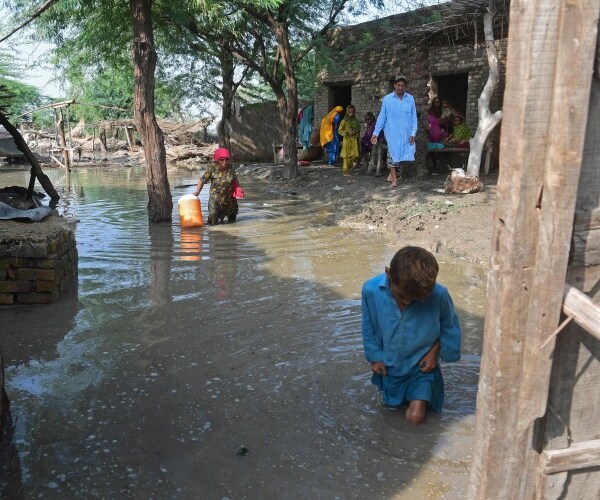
[335,0,509,52]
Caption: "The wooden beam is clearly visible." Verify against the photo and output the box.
[15,100,75,119]
[540,439,600,475]
[468,0,600,498]
[563,285,600,340]
[50,155,65,168]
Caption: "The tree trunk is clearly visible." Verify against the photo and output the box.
[217,46,234,152]
[273,22,298,180]
[466,1,502,178]
[130,0,172,223]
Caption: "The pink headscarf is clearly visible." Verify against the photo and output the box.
[214,148,231,162]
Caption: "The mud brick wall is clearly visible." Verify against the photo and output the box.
[229,100,311,162]
[315,40,506,140]
[314,20,507,175]
[0,219,78,305]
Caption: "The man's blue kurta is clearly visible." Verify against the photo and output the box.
[373,92,418,163]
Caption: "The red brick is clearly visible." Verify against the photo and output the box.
[0,293,14,305]
[17,269,55,281]
[0,281,32,293]
[35,280,56,293]
[0,257,26,269]
[36,258,57,269]
[17,292,56,304]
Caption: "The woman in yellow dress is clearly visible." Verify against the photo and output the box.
[337,105,361,176]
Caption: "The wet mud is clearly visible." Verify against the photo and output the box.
[0,166,486,498]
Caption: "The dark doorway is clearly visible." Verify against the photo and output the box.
[327,85,352,114]
[436,73,468,116]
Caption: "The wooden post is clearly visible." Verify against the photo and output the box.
[536,42,600,498]
[124,125,134,151]
[0,111,59,201]
[56,108,70,171]
[468,1,600,498]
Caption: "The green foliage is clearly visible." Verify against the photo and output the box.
[0,77,43,118]
[4,0,389,133]
[0,47,45,119]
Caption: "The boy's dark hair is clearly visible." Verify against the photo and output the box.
[365,111,375,119]
[394,76,408,84]
[389,246,438,300]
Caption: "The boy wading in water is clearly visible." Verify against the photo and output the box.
[361,246,461,424]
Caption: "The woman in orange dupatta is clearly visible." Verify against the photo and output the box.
[320,105,344,165]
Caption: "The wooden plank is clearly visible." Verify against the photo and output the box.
[542,36,600,499]
[573,209,600,231]
[562,285,600,340]
[570,229,600,266]
[541,440,600,475]
[540,320,600,499]
[571,210,600,267]
[50,155,65,168]
[567,265,600,294]
[468,1,600,498]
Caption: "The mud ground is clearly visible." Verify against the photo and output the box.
[234,161,496,266]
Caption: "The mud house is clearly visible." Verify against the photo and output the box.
[228,101,311,163]
[314,1,509,174]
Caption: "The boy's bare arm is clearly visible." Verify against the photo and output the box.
[419,340,440,372]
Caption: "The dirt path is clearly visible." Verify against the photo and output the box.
[236,162,497,266]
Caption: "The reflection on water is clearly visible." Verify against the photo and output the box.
[179,229,205,262]
[0,165,486,498]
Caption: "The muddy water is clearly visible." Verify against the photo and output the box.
[0,165,486,499]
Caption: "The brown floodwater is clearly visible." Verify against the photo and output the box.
[0,165,486,499]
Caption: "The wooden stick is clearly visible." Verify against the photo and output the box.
[540,439,600,474]
[0,111,59,200]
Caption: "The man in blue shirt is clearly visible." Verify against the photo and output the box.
[371,76,418,187]
[361,246,461,424]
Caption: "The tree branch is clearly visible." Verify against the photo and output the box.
[0,0,59,44]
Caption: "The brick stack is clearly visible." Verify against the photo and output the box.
[0,218,78,305]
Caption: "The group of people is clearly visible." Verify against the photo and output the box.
[320,78,476,185]
[427,96,471,148]
[318,81,464,424]
[320,106,385,176]
[194,77,473,224]
[320,76,420,187]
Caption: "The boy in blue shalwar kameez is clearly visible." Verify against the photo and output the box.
[361,246,461,424]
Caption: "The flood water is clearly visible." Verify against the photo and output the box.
[0,165,486,499]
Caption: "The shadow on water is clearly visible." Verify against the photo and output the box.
[0,166,486,498]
